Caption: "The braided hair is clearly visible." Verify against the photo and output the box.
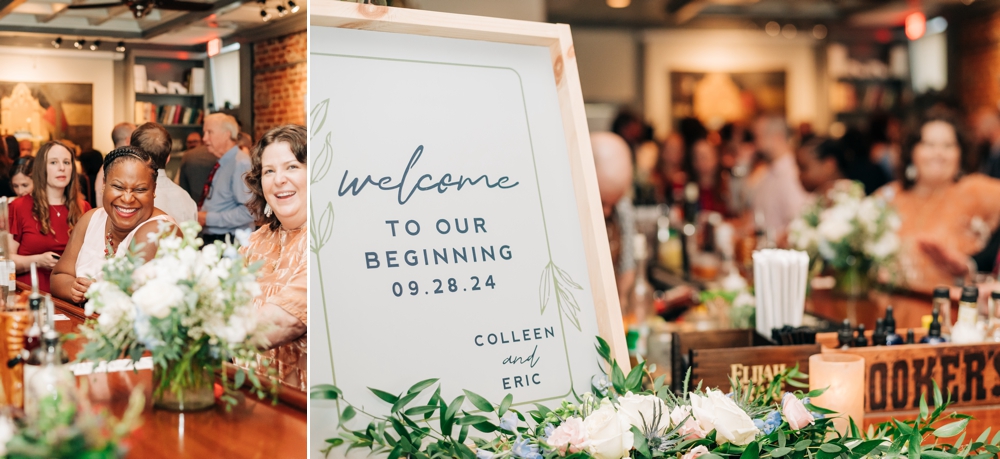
[102,146,159,183]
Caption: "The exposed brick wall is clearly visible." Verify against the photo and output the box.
[957,10,1000,112]
[253,31,307,140]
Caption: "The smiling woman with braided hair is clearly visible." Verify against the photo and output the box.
[51,146,180,304]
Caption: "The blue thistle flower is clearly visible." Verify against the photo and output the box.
[512,436,542,459]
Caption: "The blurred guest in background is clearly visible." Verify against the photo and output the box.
[749,114,807,236]
[971,107,1000,179]
[879,113,1000,291]
[796,137,848,196]
[9,141,90,293]
[9,157,32,198]
[592,132,637,308]
[178,129,217,202]
[95,122,137,207]
[241,124,308,390]
[687,137,730,215]
[657,132,687,204]
[4,136,19,162]
[869,114,902,181]
[18,139,33,158]
[840,127,889,195]
[79,149,103,208]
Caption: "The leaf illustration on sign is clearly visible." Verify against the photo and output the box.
[310,98,329,140]
[539,261,584,332]
[309,97,339,395]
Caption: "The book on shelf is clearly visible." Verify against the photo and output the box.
[187,68,205,95]
[134,102,204,126]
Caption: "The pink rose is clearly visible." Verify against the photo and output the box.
[682,445,710,459]
[546,417,588,454]
[669,406,707,440]
[782,393,815,431]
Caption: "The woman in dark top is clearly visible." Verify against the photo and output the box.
[9,157,33,198]
[7,141,90,292]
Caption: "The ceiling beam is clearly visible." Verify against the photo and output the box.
[0,0,27,20]
[87,5,129,26]
[141,0,247,39]
[673,0,708,24]
[0,24,142,39]
[38,3,70,23]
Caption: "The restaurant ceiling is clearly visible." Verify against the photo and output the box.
[547,0,970,28]
[0,0,305,45]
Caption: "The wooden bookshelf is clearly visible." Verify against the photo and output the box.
[125,51,208,151]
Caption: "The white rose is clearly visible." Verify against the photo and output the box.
[856,199,880,234]
[131,279,184,319]
[583,400,634,459]
[617,392,669,434]
[690,390,759,446]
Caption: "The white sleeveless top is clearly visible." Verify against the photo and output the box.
[75,208,175,280]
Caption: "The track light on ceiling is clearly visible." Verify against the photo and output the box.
[90,40,100,51]
[287,0,298,13]
[260,8,271,22]
[116,41,126,52]
[276,4,286,16]
[51,37,62,48]
[74,39,85,49]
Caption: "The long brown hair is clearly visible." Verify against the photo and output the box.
[245,125,307,230]
[31,141,85,235]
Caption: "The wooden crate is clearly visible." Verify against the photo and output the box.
[672,329,819,392]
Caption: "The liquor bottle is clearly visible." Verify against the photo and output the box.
[884,306,904,346]
[951,286,985,344]
[837,319,853,349]
[23,264,43,355]
[905,329,915,344]
[656,213,683,274]
[680,183,699,277]
[853,324,868,347]
[629,234,653,327]
[871,318,886,346]
[932,287,953,341]
[988,291,1000,343]
[921,307,947,344]
[24,329,76,421]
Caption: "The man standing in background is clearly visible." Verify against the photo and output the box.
[130,123,198,223]
[178,130,219,202]
[198,113,253,243]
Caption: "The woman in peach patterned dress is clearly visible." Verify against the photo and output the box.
[877,113,1000,293]
[240,125,308,390]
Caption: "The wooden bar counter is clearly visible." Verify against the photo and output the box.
[29,285,307,459]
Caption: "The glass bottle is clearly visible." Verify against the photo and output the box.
[24,330,76,424]
[837,319,853,349]
[22,264,43,355]
[988,291,1000,343]
[871,318,886,346]
[628,234,653,359]
[853,323,868,347]
[951,286,985,344]
[657,214,683,274]
[921,307,947,344]
[884,306,904,346]
[932,286,952,341]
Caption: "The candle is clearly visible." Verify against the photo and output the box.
[809,353,865,434]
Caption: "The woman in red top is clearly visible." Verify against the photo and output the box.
[8,141,90,292]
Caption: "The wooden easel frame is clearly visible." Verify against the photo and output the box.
[311,2,629,368]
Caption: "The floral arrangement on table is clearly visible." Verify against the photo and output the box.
[787,181,900,297]
[1,384,144,458]
[77,221,276,411]
[313,337,991,459]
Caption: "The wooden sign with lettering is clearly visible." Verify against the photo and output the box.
[830,342,1000,412]
[309,3,627,456]
[687,344,820,392]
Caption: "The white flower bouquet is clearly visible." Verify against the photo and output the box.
[78,221,275,410]
[787,181,900,295]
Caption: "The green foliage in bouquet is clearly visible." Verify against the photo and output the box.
[4,384,144,459]
[76,221,278,409]
[313,337,989,459]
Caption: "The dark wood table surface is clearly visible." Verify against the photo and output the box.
[35,286,307,459]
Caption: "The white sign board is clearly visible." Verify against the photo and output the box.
[309,4,626,455]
